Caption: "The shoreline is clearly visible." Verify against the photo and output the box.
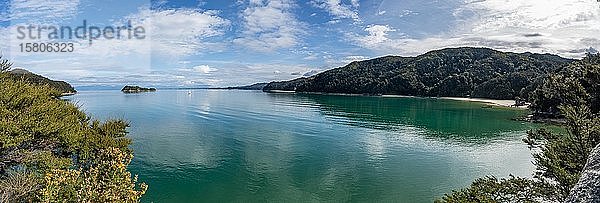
[265,90,528,109]
[383,95,527,109]
[439,97,528,109]
[59,92,77,97]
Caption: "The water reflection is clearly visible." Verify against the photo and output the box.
[268,93,536,143]
[72,90,536,203]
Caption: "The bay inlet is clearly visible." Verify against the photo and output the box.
[71,89,544,202]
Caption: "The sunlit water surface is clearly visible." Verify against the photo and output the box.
[70,90,544,202]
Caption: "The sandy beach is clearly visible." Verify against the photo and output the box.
[265,91,528,109]
[381,95,527,109]
[440,97,528,109]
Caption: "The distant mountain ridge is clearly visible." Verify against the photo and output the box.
[263,47,575,100]
[8,68,76,94]
[228,83,268,90]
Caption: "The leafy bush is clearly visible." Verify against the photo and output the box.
[41,148,147,202]
[0,61,146,202]
[436,176,559,203]
[0,170,40,202]
[0,56,11,72]
[524,105,600,199]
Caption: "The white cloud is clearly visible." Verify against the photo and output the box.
[352,24,395,48]
[192,65,218,74]
[343,55,368,62]
[3,6,231,85]
[125,8,230,56]
[463,0,598,31]
[311,0,360,22]
[233,0,305,52]
[352,0,600,58]
[8,0,80,23]
[0,27,9,55]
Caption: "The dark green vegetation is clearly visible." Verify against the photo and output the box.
[438,54,600,202]
[528,54,600,117]
[264,47,600,118]
[7,68,76,95]
[121,85,157,93]
[0,57,146,202]
[264,47,573,100]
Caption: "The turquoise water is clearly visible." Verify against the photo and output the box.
[70,90,542,202]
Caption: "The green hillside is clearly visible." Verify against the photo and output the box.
[8,69,77,94]
[264,47,574,100]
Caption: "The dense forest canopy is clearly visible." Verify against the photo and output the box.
[263,47,600,117]
[264,47,574,100]
[528,53,600,117]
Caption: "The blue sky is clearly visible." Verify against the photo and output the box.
[1,0,599,87]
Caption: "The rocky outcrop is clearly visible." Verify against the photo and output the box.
[566,144,600,202]
[121,85,156,93]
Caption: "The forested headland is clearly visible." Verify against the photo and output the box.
[264,47,599,118]
[7,68,76,95]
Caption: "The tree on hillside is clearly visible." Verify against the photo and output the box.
[529,75,588,117]
[0,56,11,72]
[525,105,600,199]
[529,54,600,117]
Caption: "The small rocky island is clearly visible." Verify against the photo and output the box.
[121,85,157,93]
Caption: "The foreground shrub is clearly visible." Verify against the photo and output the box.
[41,148,147,202]
[0,58,146,202]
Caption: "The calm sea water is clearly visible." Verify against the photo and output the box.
[70,90,542,202]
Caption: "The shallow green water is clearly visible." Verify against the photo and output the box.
[71,90,543,202]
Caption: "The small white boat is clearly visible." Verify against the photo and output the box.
[187,91,192,95]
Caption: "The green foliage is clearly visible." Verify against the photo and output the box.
[0,170,41,202]
[524,105,600,199]
[264,47,572,99]
[41,148,147,202]
[429,73,473,97]
[0,68,146,201]
[7,69,77,94]
[529,54,600,117]
[528,75,588,117]
[437,176,559,203]
[0,56,11,72]
[473,76,515,99]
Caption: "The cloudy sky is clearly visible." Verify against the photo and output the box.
[1,0,599,88]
